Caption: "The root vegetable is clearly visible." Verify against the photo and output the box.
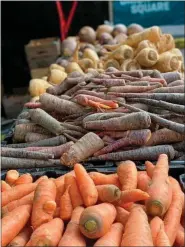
[112,24,127,36]
[64,82,86,96]
[79,26,96,43]
[96,24,113,39]
[116,206,129,227]
[107,84,162,93]
[29,79,52,97]
[49,63,65,72]
[26,218,64,247]
[117,189,150,206]
[104,59,120,70]
[89,172,120,187]
[61,37,77,57]
[96,185,121,203]
[91,78,126,87]
[121,206,153,246]
[172,141,185,152]
[162,71,182,83]
[79,203,116,239]
[1,157,61,169]
[83,48,99,68]
[168,80,184,87]
[146,128,185,146]
[106,45,134,60]
[59,186,73,221]
[74,163,98,207]
[145,154,172,217]
[94,129,151,156]
[136,48,159,67]
[5,170,19,186]
[8,226,32,247]
[29,108,64,135]
[135,40,156,55]
[61,132,104,167]
[94,222,124,247]
[127,23,144,35]
[2,183,36,207]
[156,33,175,53]
[83,113,126,123]
[137,171,151,192]
[31,179,56,229]
[84,112,151,131]
[58,206,86,246]
[120,59,141,71]
[25,132,53,143]
[114,33,128,43]
[89,145,175,161]
[48,69,67,85]
[2,205,31,246]
[164,177,184,245]
[14,174,33,186]
[40,93,84,116]
[78,58,95,71]
[117,160,137,191]
[14,123,50,143]
[153,51,180,72]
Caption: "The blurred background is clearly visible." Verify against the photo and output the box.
[1,1,185,120]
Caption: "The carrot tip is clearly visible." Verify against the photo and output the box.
[146,200,163,217]
[84,220,97,232]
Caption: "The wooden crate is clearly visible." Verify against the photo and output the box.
[31,67,49,79]
[25,37,61,69]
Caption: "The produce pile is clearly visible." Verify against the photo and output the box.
[1,155,185,246]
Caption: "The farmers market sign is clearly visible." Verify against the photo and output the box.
[109,1,185,37]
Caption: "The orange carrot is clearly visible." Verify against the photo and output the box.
[58,206,86,246]
[54,171,75,206]
[89,172,121,187]
[34,175,48,184]
[2,191,34,217]
[164,177,184,245]
[150,216,164,245]
[96,184,121,203]
[117,160,137,190]
[156,221,171,247]
[60,186,73,221]
[121,206,153,246]
[64,174,83,208]
[54,207,60,218]
[74,163,98,207]
[5,170,19,186]
[145,160,155,178]
[79,203,116,239]
[122,203,146,212]
[94,222,124,246]
[7,226,32,247]
[137,171,151,192]
[31,179,56,229]
[145,154,172,217]
[175,224,185,247]
[2,183,36,207]
[26,218,64,247]
[2,205,31,246]
[14,174,33,186]
[117,189,150,206]
[1,180,11,192]
[116,206,129,227]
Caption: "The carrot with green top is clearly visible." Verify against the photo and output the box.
[2,205,31,246]
[2,183,36,207]
[164,177,184,245]
[1,181,11,192]
[60,186,73,221]
[121,206,153,246]
[26,218,64,247]
[79,203,116,239]
[58,206,86,246]
[14,174,33,186]
[89,172,121,187]
[74,163,98,207]
[31,179,56,229]
[2,192,34,217]
[117,160,138,191]
[65,174,83,208]
[145,154,172,217]
[115,206,129,227]
[94,222,124,247]
[137,171,151,192]
[7,226,32,247]
[5,170,19,186]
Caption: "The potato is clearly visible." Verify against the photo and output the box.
[48,69,67,84]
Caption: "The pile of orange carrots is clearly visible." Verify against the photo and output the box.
[1,154,184,246]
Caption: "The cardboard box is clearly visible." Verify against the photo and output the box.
[25,37,61,69]
[31,67,49,79]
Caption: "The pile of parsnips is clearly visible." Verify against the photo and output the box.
[29,24,184,99]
